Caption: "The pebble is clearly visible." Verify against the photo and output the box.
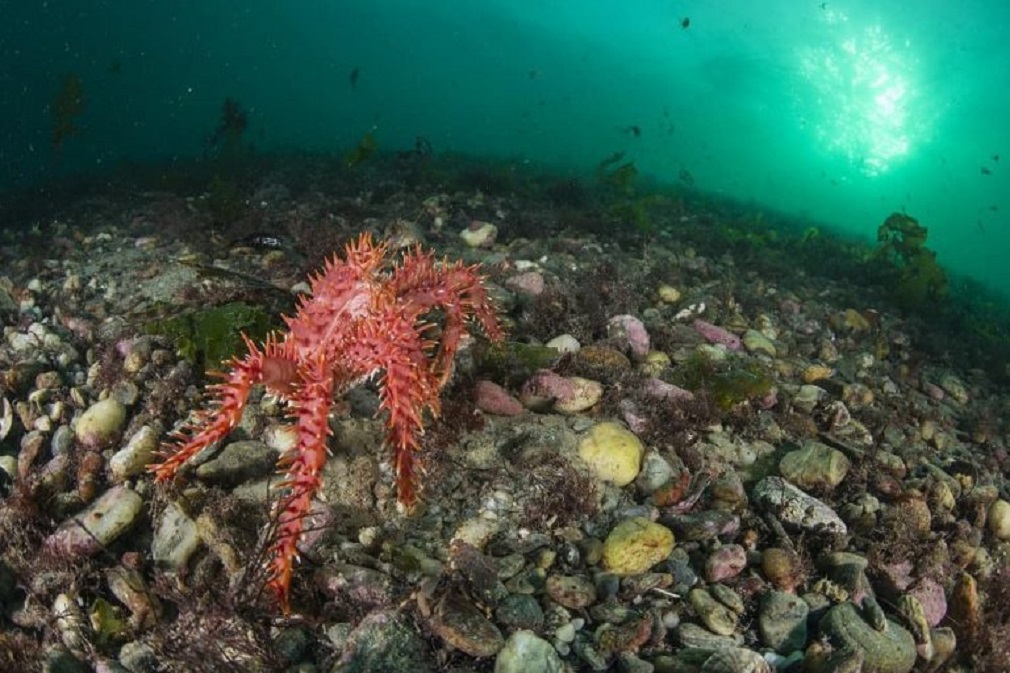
[428,592,504,658]
[816,600,916,673]
[578,421,644,487]
[46,486,143,558]
[545,574,597,609]
[545,333,580,354]
[74,398,127,449]
[689,588,738,636]
[195,439,278,485]
[109,425,159,481]
[692,319,742,350]
[742,329,776,357]
[475,380,524,416]
[495,594,544,631]
[758,590,809,653]
[602,517,675,575]
[701,647,772,673]
[460,220,498,248]
[778,440,851,491]
[705,544,747,582]
[336,610,434,671]
[494,630,564,673]
[987,498,1010,540]
[606,314,650,361]
[752,476,847,535]
[555,376,603,414]
[151,501,201,571]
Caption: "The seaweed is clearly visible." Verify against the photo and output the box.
[873,212,948,311]
[671,351,775,410]
[144,302,275,372]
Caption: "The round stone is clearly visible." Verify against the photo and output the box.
[602,517,675,575]
[987,499,1010,540]
[494,630,564,673]
[578,422,644,487]
[75,398,127,449]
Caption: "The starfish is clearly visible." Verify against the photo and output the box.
[150,232,504,611]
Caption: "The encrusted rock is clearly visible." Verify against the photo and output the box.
[602,517,675,575]
[752,476,847,535]
[494,630,564,673]
[778,440,851,491]
[817,599,916,673]
[578,421,644,487]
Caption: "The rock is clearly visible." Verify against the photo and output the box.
[46,486,143,558]
[495,594,544,631]
[778,440,851,491]
[475,380,524,416]
[607,314,650,361]
[334,610,435,673]
[545,574,597,609]
[74,398,127,449]
[545,333,580,354]
[907,577,947,627]
[758,590,809,653]
[578,422,644,487]
[701,647,772,673]
[689,588,738,636]
[692,320,742,350]
[752,476,847,535]
[151,501,201,571]
[460,221,498,248]
[494,630,564,673]
[987,498,1010,540]
[555,376,604,414]
[520,369,575,412]
[792,385,827,413]
[602,517,674,575]
[677,622,742,650]
[657,284,682,304]
[196,439,277,486]
[505,271,545,297]
[742,329,776,357]
[428,592,504,658]
[661,510,740,542]
[109,425,159,481]
[761,547,805,593]
[635,451,675,495]
[818,600,916,673]
[705,544,748,582]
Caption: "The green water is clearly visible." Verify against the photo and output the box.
[2,1,1008,293]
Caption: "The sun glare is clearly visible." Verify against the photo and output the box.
[798,12,917,176]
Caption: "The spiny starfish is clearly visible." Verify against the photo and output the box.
[150,232,504,611]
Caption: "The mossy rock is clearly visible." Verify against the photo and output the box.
[145,301,275,371]
[671,352,775,410]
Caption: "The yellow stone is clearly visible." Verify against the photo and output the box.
[657,283,682,303]
[577,422,644,487]
[602,517,675,575]
[639,351,671,377]
[802,364,834,383]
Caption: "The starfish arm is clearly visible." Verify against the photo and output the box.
[345,317,441,508]
[149,335,282,482]
[265,355,334,614]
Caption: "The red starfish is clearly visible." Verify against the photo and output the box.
[150,232,504,611]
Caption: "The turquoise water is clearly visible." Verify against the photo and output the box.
[3,1,1009,293]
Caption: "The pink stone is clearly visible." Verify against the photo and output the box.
[643,377,695,402]
[505,271,545,297]
[692,319,742,350]
[908,577,947,627]
[607,314,650,361]
[474,380,524,416]
[619,399,649,434]
[705,544,748,582]
[922,381,945,401]
[520,369,576,411]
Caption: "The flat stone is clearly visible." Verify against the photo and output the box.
[46,486,143,558]
[779,440,851,491]
[758,590,809,653]
[752,476,847,535]
[151,501,201,571]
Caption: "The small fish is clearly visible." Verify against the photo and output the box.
[678,168,694,186]
[624,125,642,137]
[349,66,360,91]
[680,17,690,29]
[992,154,1000,162]
[981,166,992,175]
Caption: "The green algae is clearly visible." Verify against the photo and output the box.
[145,302,275,371]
